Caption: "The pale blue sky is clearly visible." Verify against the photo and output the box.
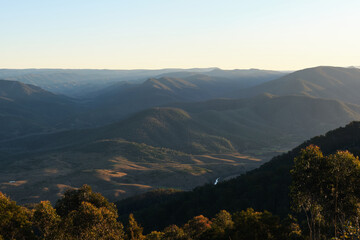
[1,0,359,70]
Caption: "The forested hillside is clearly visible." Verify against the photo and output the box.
[115,121,360,231]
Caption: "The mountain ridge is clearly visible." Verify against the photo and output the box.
[236,66,360,104]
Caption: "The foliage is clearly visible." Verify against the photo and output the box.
[335,221,360,239]
[0,192,34,240]
[324,151,360,236]
[1,186,127,240]
[231,208,286,240]
[52,185,125,239]
[55,184,118,217]
[183,215,212,239]
[126,213,145,240]
[59,201,124,240]
[290,145,325,240]
[205,210,234,239]
[145,231,164,240]
[162,225,186,240]
[32,201,60,239]
[291,145,360,239]
[0,191,299,240]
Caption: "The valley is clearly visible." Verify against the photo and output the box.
[1,66,360,206]
[0,144,267,204]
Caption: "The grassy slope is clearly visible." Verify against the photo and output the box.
[0,139,263,204]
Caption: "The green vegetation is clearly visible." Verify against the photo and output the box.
[0,185,301,240]
[114,121,360,231]
[290,145,360,239]
[1,185,125,240]
[3,140,360,239]
[0,192,33,239]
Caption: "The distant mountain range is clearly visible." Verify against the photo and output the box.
[0,69,286,130]
[0,68,217,96]
[1,66,360,205]
[80,75,232,126]
[0,68,284,97]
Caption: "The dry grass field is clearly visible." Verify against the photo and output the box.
[0,139,271,204]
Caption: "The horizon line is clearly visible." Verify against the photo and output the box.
[1,65,358,72]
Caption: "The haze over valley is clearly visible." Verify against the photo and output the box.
[1,66,360,204]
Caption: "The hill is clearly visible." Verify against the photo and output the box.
[115,121,360,231]
[0,79,78,140]
[2,95,360,206]
[168,94,360,152]
[3,93,360,156]
[72,70,285,127]
[156,68,286,89]
[236,66,360,104]
[100,107,236,154]
[0,107,235,155]
[67,75,236,127]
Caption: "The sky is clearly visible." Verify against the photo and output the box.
[1,0,359,70]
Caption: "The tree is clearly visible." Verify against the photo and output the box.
[162,225,186,240]
[183,215,212,240]
[32,201,60,239]
[54,184,124,239]
[336,221,360,239]
[290,146,360,239]
[280,215,303,240]
[322,151,360,238]
[290,145,325,240]
[203,210,234,240]
[0,192,34,240]
[126,213,145,240]
[55,184,117,217]
[145,231,164,240]
[230,208,295,240]
[60,201,125,240]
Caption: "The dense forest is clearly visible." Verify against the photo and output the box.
[0,185,303,240]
